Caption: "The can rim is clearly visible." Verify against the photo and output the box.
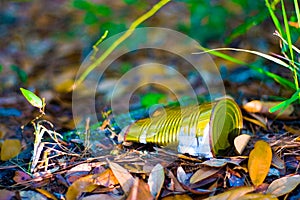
[209,97,243,157]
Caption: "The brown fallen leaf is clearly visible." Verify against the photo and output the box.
[148,164,165,199]
[266,174,300,197]
[0,189,15,200]
[189,167,220,184]
[248,140,272,187]
[93,169,118,187]
[166,170,185,192]
[239,193,278,200]
[204,186,255,200]
[127,177,154,200]
[108,160,134,195]
[13,170,31,184]
[242,100,294,119]
[66,175,98,200]
[1,139,22,161]
[66,169,118,200]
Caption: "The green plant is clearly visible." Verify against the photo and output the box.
[74,0,171,87]
[201,0,300,114]
[20,88,63,174]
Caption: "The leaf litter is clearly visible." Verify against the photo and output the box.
[0,1,300,200]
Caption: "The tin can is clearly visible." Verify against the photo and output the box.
[123,97,243,157]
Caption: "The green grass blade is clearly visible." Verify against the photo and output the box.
[74,0,171,88]
[265,0,284,35]
[198,47,297,71]
[281,0,294,61]
[269,89,300,112]
[196,47,296,90]
[225,10,269,44]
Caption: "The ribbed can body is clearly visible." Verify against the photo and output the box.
[124,98,243,156]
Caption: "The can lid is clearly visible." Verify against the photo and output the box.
[209,98,243,156]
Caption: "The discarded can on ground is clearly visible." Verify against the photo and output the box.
[123,97,243,157]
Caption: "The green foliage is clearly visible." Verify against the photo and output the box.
[204,0,300,112]
[225,10,269,44]
[0,64,2,73]
[141,93,166,108]
[123,0,139,5]
[20,88,43,109]
[10,64,27,83]
[177,0,266,44]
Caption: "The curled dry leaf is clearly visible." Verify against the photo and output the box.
[204,186,255,200]
[108,160,134,195]
[266,174,300,197]
[242,100,294,119]
[189,167,220,184]
[234,134,251,155]
[148,164,165,198]
[248,140,272,187]
[1,139,22,161]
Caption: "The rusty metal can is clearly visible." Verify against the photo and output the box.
[123,97,243,157]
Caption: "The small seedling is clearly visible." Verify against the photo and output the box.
[20,88,63,174]
[20,88,45,116]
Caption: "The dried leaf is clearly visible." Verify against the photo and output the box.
[166,170,185,192]
[189,167,220,184]
[243,116,267,130]
[201,159,240,167]
[161,194,193,200]
[35,188,58,200]
[177,166,188,185]
[66,175,98,200]
[248,140,272,186]
[1,139,21,161]
[148,164,165,198]
[82,194,121,200]
[93,169,118,187]
[108,160,134,195]
[234,134,251,155]
[13,170,31,183]
[239,193,278,200]
[266,174,300,197]
[0,189,15,200]
[20,88,43,109]
[204,186,255,200]
[242,100,294,119]
[127,178,153,200]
